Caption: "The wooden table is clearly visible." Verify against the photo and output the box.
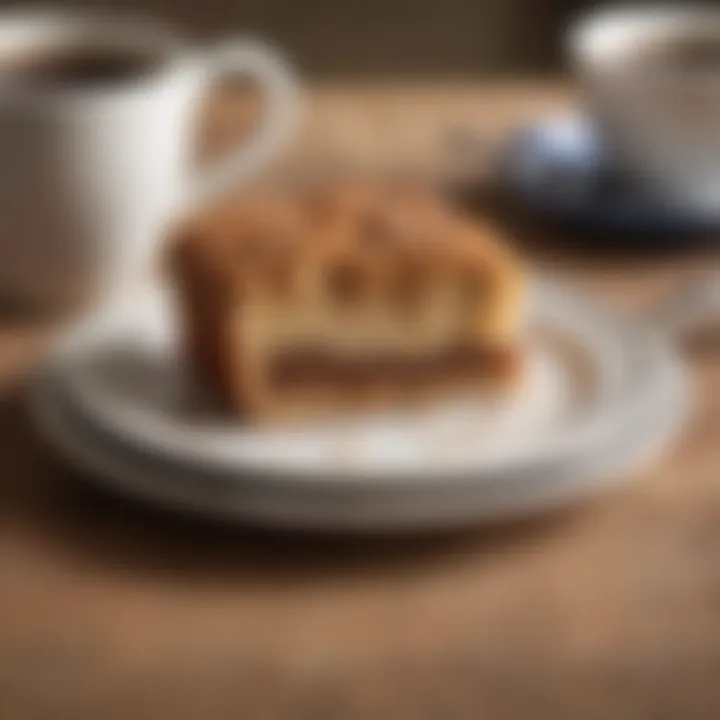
[1,83,719,720]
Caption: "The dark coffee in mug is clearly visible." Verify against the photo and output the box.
[0,45,157,87]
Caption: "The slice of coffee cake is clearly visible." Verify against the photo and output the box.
[170,185,525,422]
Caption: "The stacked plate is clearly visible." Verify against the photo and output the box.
[30,279,687,532]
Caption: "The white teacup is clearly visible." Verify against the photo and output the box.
[570,6,720,212]
[0,10,297,308]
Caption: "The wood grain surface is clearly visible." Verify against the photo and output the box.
[1,82,719,720]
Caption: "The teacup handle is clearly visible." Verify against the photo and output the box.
[186,39,299,211]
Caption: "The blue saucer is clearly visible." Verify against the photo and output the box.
[501,116,720,239]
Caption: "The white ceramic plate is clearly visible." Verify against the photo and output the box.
[31,337,684,530]
[27,278,688,531]
[47,280,630,481]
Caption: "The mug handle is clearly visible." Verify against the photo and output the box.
[185,39,299,211]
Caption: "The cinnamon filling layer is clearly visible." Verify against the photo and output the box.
[270,345,519,392]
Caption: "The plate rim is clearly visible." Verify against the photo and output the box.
[42,278,641,482]
[29,338,687,531]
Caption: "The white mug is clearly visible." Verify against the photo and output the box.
[570,6,720,212]
[0,10,298,307]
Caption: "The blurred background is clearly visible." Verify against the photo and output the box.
[1,2,720,719]
[0,0,631,76]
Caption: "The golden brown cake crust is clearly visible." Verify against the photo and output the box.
[170,183,525,423]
